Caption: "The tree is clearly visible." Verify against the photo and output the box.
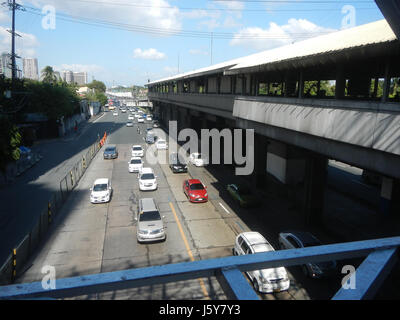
[0,116,21,173]
[41,66,57,84]
[87,80,106,93]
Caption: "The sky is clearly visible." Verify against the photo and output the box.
[0,0,385,87]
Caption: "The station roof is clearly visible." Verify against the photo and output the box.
[147,19,397,86]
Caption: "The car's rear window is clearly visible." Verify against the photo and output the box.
[190,183,204,190]
[140,173,155,180]
[133,146,142,151]
[130,159,141,164]
[93,184,108,191]
[139,210,161,222]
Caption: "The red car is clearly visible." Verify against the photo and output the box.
[183,179,208,203]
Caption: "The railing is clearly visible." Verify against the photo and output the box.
[0,236,398,300]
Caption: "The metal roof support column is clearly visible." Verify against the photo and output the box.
[335,65,346,99]
[298,71,304,99]
[381,61,391,103]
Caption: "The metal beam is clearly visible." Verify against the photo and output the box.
[216,267,260,300]
[332,248,398,300]
[1,236,399,300]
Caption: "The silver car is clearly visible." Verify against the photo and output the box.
[135,198,166,243]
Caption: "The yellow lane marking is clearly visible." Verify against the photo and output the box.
[169,202,210,299]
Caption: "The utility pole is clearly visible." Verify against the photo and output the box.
[2,0,25,83]
[210,32,213,65]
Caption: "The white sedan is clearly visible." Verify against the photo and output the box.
[138,117,144,123]
[131,145,144,157]
[128,115,134,120]
[233,232,290,294]
[189,153,207,166]
[90,178,112,203]
[138,167,158,191]
[113,112,118,116]
[156,139,168,150]
[128,157,143,173]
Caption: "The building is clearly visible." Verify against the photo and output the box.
[0,52,12,78]
[73,72,87,85]
[22,58,39,80]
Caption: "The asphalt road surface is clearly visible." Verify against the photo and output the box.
[12,111,347,300]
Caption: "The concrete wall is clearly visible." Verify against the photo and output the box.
[267,152,287,183]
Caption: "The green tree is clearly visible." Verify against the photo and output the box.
[87,80,106,93]
[0,116,21,172]
[41,66,57,84]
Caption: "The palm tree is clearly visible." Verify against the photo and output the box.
[41,66,57,84]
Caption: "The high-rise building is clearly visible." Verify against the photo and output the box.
[73,72,87,85]
[0,52,12,78]
[23,58,39,80]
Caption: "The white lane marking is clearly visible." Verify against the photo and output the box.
[93,112,106,123]
[219,202,230,214]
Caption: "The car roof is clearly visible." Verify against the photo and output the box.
[188,179,202,184]
[94,178,109,184]
[140,167,154,174]
[105,144,116,148]
[139,198,157,211]
[240,232,270,246]
[132,144,143,148]
[130,157,142,160]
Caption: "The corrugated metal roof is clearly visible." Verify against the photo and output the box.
[147,19,397,86]
[227,19,396,73]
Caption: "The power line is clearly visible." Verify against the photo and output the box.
[23,5,338,40]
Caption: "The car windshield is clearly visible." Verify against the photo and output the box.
[105,148,115,152]
[141,173,155,180]
[130,159,141,164]
[93,184,108,191]
[133,147,142,151]
[139,210,161,222]
[190,183,204,190]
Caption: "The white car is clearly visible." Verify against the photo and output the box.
[131,145,144,157]
[90,178,112,203]
[233,232,290,294]
[128,115,134,120]
[138,117,144,123]
[138,167,158,191]
[156,139,168,150]
[146,115,152,121]
[113,112,118,116]
[189,153,207,166]
[126,121,133,127]
[128,157,143,173]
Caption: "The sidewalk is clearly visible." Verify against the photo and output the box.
[0,112,104,188]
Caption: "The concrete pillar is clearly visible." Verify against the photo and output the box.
[303,154,327,226]
[380,177,398,215]
[252,134,268,189]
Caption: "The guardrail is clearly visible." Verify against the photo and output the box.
[0,236,398,300]
[0,132,107,285]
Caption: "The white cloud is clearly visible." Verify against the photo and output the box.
[163,66,178,75]
[230,18,336,51]
[133,48,166,60]
[27,0,182,34]
[54,64,105,73]
[223,16,242,29]
[0,26,39,57]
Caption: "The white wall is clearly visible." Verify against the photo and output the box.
[267,152,287,184]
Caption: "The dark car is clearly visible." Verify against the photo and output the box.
[169,153,187,173]
[103,145,118,159]
[278,231,337,279]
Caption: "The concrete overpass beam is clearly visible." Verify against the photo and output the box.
[252,135,269,188]
[380,177,400,215]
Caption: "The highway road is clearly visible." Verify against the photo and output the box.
[14,110,346,300]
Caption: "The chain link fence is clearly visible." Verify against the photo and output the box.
[0,135,106,285]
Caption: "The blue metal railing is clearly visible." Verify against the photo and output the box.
[0,236,399,300]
